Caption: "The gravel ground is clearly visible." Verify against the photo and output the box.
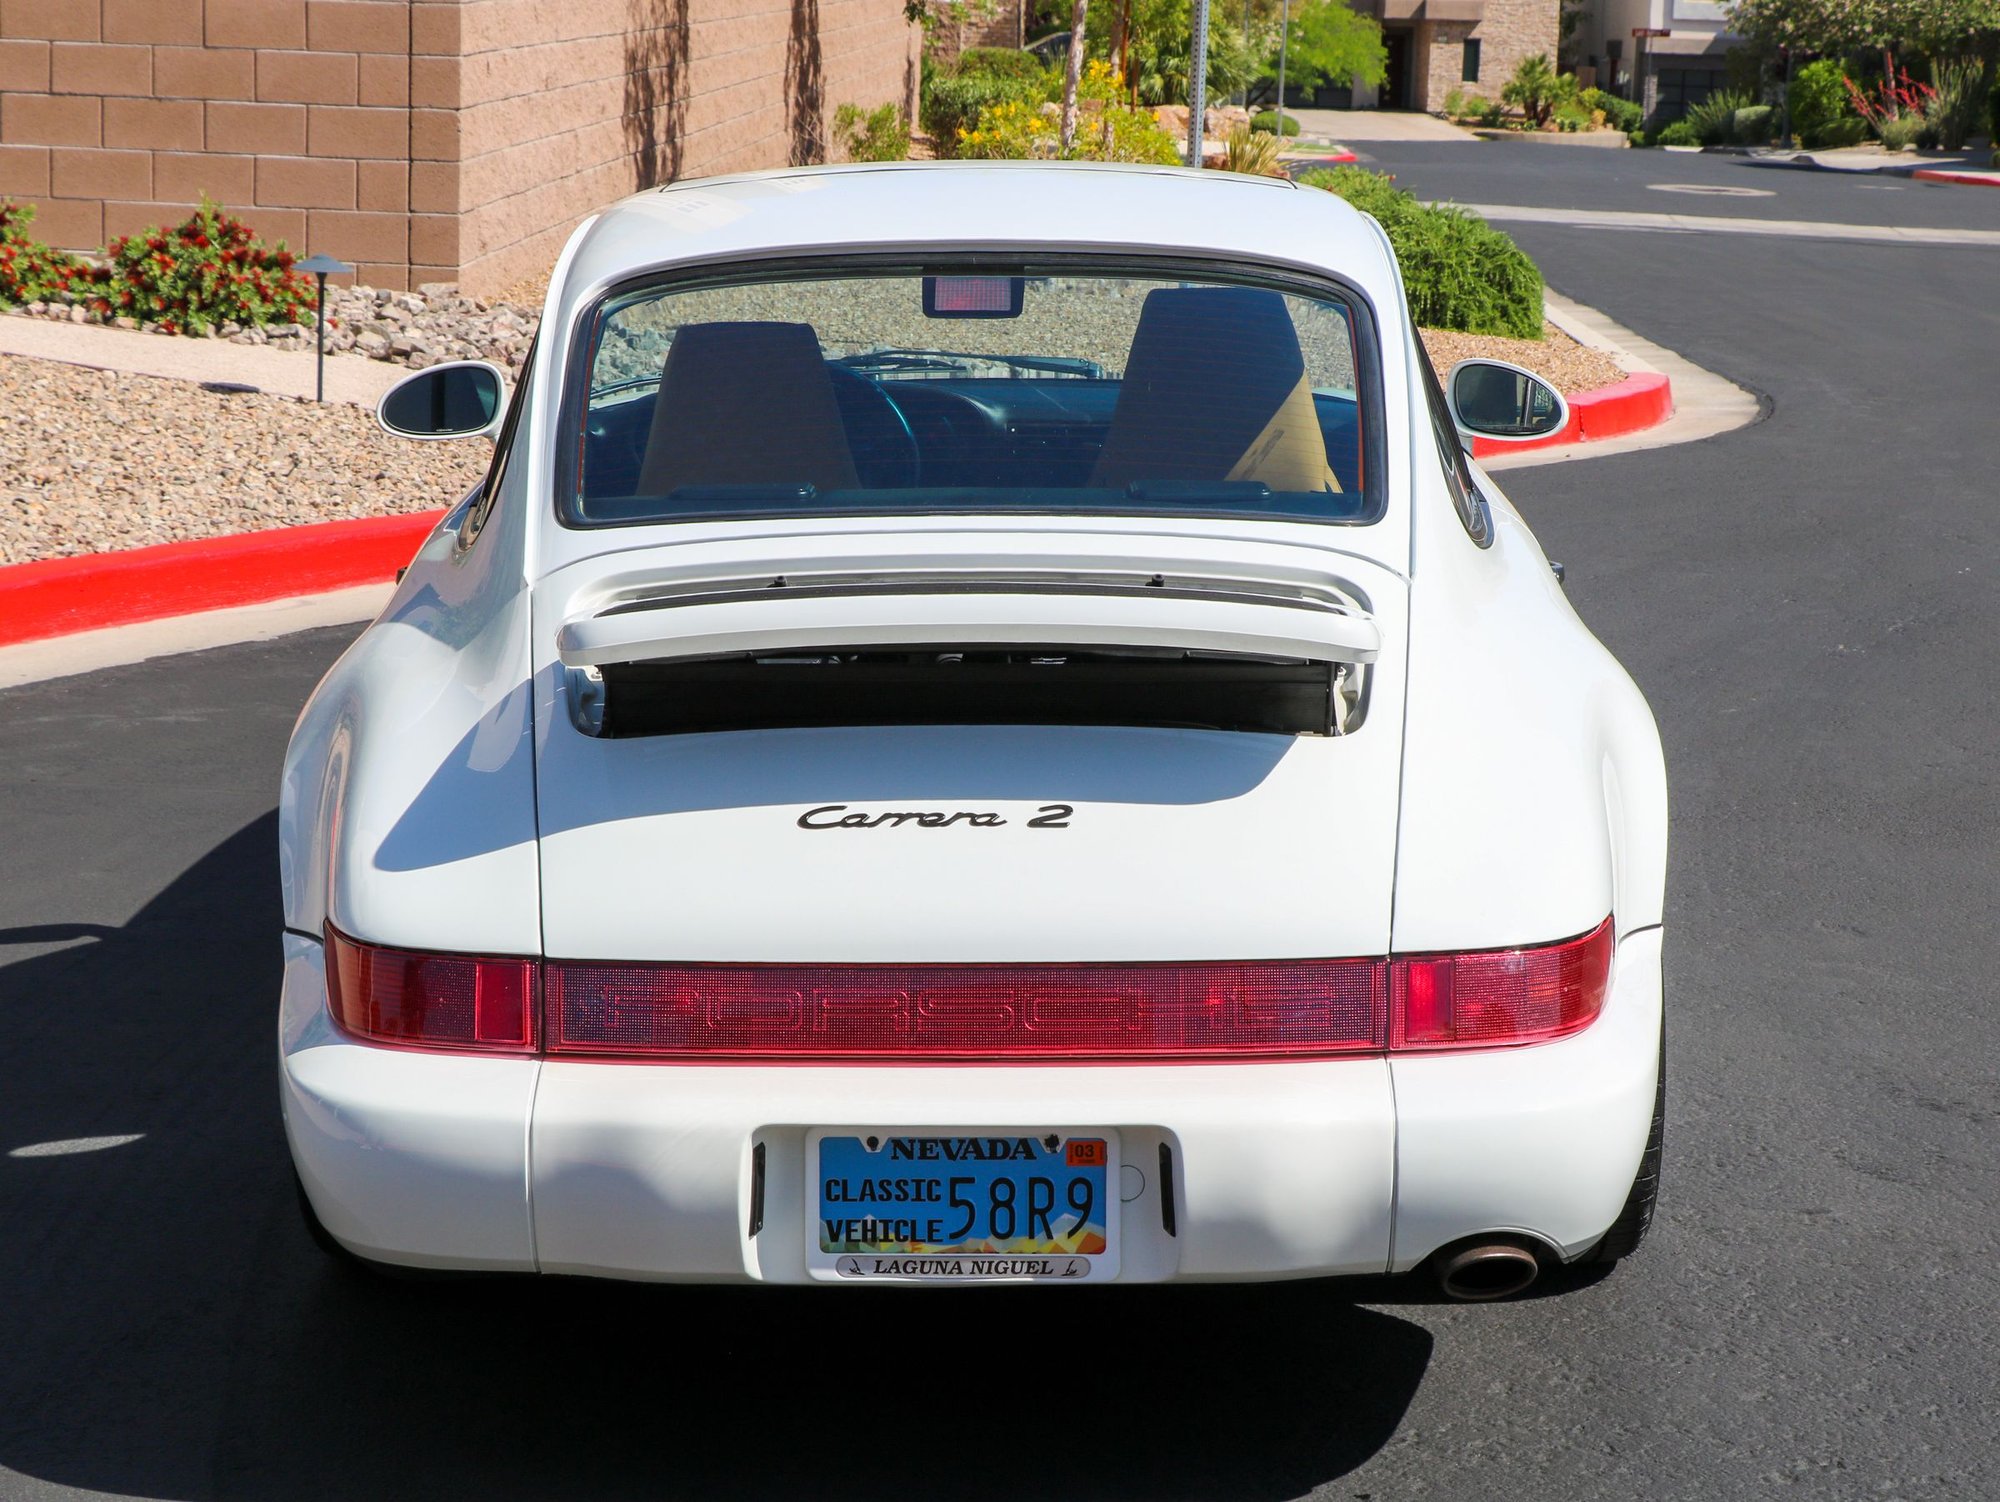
[1420,322,1626,393]
[0,355,488,564]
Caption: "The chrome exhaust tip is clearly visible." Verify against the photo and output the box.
[1435,1240,1545,1302]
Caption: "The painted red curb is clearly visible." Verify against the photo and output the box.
[1471,371,1673,459]
[1912,168,2000,189]
[0,509,445,649]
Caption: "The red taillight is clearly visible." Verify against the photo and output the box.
[545,959,1389,1061]
[324,927,538,1052]
[1389,918,1614,1051]
[320,922,1611,1060]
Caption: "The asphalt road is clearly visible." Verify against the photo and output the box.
[4,154,1998,1500]
[1345,135,2000,229]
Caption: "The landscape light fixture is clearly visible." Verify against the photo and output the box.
[296,253,353,403]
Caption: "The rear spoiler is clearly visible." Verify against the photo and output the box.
[555,583,1381,671]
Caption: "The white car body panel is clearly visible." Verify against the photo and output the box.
[279,163,1669,1289]
[533,535,1408,963]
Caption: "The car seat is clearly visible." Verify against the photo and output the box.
[637,321,859,498]
[1089,286,1341,495]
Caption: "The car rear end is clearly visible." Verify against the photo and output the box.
[282,168,1662,1292]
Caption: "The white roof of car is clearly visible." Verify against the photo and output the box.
[554,162,1400,320]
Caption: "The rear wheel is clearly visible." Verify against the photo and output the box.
[1590,1017,1665,1264]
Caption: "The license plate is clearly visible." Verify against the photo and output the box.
[808,1129,1119,1282]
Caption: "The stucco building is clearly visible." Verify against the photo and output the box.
[0,0,918,293]
[1572,0,1739,122]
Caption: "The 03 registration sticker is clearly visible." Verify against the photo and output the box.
[807,1128,1120,1282]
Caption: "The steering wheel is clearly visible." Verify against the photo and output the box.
[827,364,920,489]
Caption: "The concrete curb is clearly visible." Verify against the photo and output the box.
[0,510,443,649]
[1480,289,1762,471]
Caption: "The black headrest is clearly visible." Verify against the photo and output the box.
[637,321,858,498]
[1090,287,1336,494]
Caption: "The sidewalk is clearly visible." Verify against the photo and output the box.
[0,312,406,408]
[1737,142,2000,187]
[1281,108,1476,144]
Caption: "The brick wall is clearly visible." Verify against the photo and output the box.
[0,0,917,292]
[448,0,919,295]
[1461,0,1555,106]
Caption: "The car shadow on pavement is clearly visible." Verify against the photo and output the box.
[0,814,1434,1502]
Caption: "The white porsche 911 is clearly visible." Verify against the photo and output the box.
[281,162,1667,1301]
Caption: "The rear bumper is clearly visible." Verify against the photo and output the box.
[281,928,1663,1281]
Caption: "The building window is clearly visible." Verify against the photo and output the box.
[1461,39,1481,82]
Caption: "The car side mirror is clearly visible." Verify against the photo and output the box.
[1445,358,1570,444]
[377,360,507,441]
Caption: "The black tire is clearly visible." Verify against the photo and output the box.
[1590,1016,1665,1264]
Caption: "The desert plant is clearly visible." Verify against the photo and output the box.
[956,97,1058,158]
[960,61,1179,164]
[0,201,89,307]
[1582,87,1643,133]
[1877,110,1927,149]
[1501,53,1577,128]
[1300,166,1542,339]
[1923,57,1991,151]
[80,197,312,335]
[1655,117,1701,145]
[1845,56,1935,150]
[1222,122,1283,175]
[1682,87,1753,145]
[832,102,912,161]
[1786,58,1850,145]
[1249,109,1302,135]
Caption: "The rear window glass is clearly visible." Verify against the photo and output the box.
[562,263,1380,528]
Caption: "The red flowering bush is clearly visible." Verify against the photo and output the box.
[80,197,314,336]
[0,201,90,307]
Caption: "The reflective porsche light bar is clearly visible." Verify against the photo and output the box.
[545,958,1391,1060]
[324,921,1613,1060]
[325,928,537,1052]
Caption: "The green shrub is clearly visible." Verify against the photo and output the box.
[1553,99,1593,131]
[1732,103,1775,143]
[1301,166,1542,339]
[1683,87,1752,145]
[955,47,1051,83]
[833,101,911,161]
[0,201,89,307]
[1787,58,1849,145]
[80,197,312,335]
[1501,53,1576,127]
[1655,117,1701,145]
[1249,109,1302,136]
[922,68,1047,157]
[1816,116,1868,147]
[1582,87,1643,133]
[1990,76,2000,145]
